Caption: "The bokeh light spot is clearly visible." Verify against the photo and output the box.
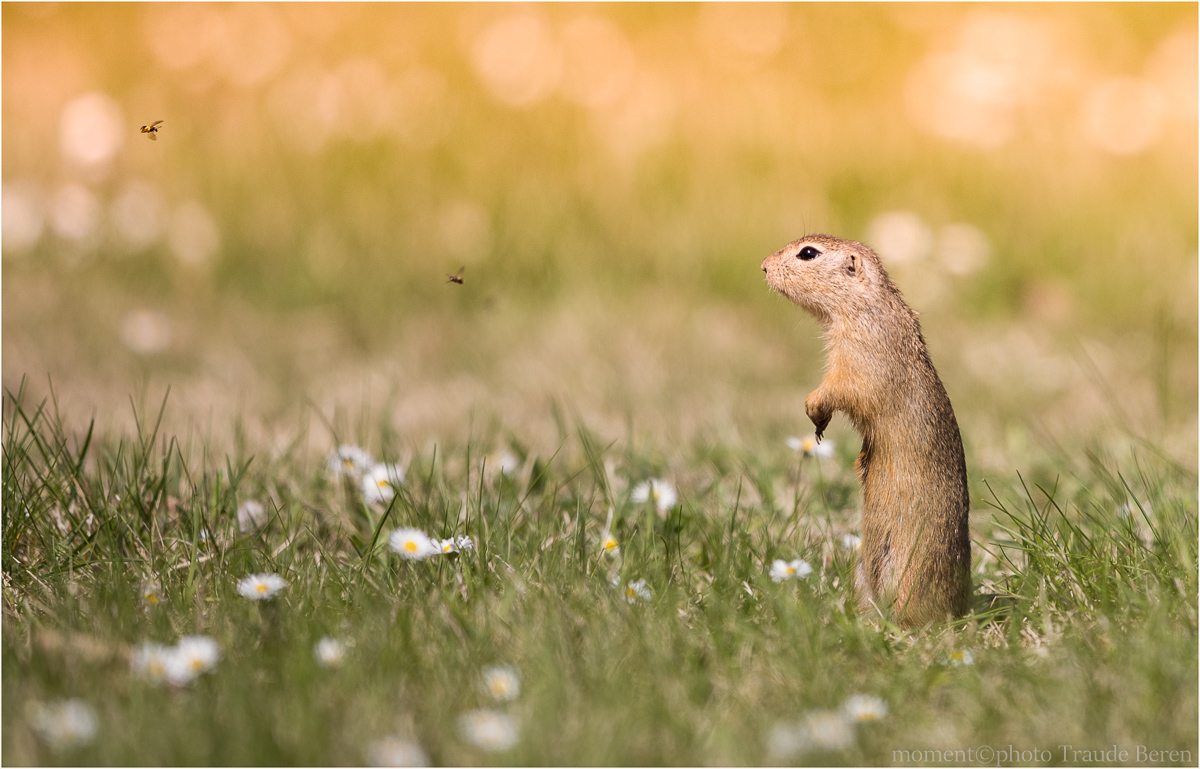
[866,211,932,265]
[1146,29,1198,121]
[1081,78,1167,156]
[50,184,101,243]
[168,202,221,266]
[111,180,167,252]
[904,11,1068,148]
[560,15,636,110]
[471,13,562,108]
[120,309,172,355]
[3,184,45,255]
[696,3,790,73]
[936,224,990,276]
[59,92,124,168]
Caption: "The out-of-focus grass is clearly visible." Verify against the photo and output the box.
[1,3,1195,466]
[1,384,1195,765]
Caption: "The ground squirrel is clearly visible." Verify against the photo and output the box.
[761,234,971,625]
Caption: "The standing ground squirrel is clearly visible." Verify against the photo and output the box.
[762,234,971,626]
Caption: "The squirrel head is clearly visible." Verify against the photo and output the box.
[760,234,902,325]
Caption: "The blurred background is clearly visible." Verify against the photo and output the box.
[3,3,1196,473]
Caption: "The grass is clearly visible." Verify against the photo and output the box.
[3,380,1195,766]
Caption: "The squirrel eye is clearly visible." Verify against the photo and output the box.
[798,245,820,261]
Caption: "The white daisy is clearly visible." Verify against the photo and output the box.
[948,648,975,666]
[1118,500,1152,519]
[766,720,808,762]
[367,736,430,767]
[458,708,520,752]
[769,558,813,582]
[237,572,288,600]
[314,637,346,668]
[599,529,620,556]
[237,500,268,533]
[164,635,219,686]
[485,450,520,478]
[326,444,375,479]
[362,463,406,506]
[140,579,164,608]
[631,478,677,514]
[433,535,475,555]
[843,693,888,722]
[622,578,653,604]
[841,533,862,551]
[389,528,439,561]
[130,642,173,684]
[28,699,97,751]
[480,664,521,702]
[787,435,835,458]
[805,710,856,751]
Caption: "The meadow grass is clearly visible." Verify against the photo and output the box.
[3,380,1195,766]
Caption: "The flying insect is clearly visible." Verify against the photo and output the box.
[140,120,164,140]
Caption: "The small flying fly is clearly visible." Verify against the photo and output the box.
[446,266,465,285]
[140,120,164,140]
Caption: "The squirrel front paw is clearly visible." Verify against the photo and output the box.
[805,393,833,440]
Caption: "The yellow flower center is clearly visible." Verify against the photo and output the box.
[377,479,390,489]
[802,438,816,452]
[626,586,636,598]
[256,583,269,593]
[404,541,418,552]
[342,458,355,469]
[144,593,159,604]
[785,567,796,575]
[148,660,164,675]
[190,658,204,671]
[603,537,618,551]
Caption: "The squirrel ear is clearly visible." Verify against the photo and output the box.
[846,253,857,277]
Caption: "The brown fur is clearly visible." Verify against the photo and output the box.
[761,234,971,626]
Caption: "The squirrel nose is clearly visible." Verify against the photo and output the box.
[760,258,769,273]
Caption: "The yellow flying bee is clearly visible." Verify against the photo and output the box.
[446,266,465,285]
[140,120,164,140]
